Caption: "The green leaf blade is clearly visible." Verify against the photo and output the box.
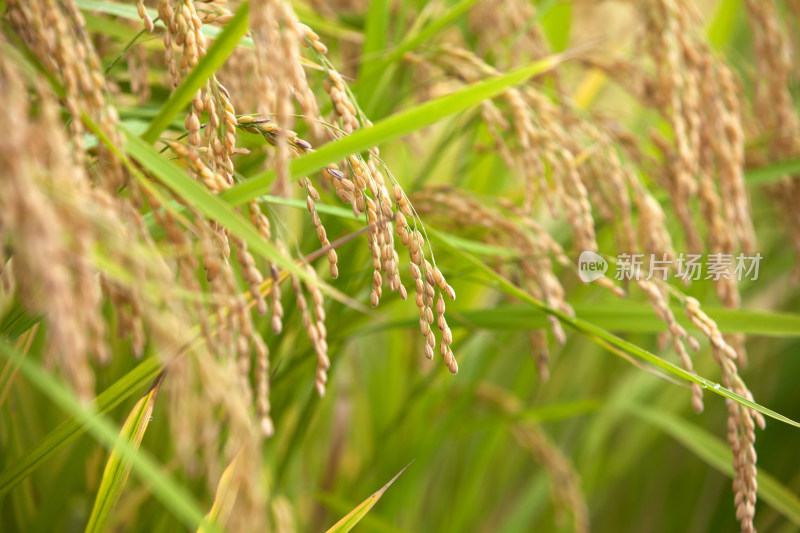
[0,341,219,533]
[141,2,249,144]
[0,357,162,496]
[427,228,800,429]
[325,463,411,533]
[221,53,565,207]
[624,403,800,526]
[85,376,164,533]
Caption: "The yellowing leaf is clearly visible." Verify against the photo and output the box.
[325,463,412,533]
[84,374,164,533]
[197,451,243,533]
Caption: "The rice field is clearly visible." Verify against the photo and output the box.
[1,1,800,532]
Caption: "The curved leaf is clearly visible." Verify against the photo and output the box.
[325,463,412,533]
[122,129,371,314]
[623,403,800,526]
[221,53,566,207]
[141,2,250,143]
[198,452,242,533]
[0,357,162,496]
[0,340,219,533]
[85,375,164,533]
[428,228,800,429]
[449,304,800,337]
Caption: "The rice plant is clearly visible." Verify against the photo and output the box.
[1,1,800,532]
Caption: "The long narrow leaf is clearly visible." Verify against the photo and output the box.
[382,0,482,64]
[325,463,412,533]
[257,196,521,258]
[76,0,157,20]
[448,304,800,337]
[221,53,565,207]
[197,452,242,533]
[428,228,800,429]
[623,403,800,526]
[359,0,389,83]
[0,340,219,533]
[705,0,742,49]
[141,2,249,143]
[0,302,40,340]
[539,1,572,52]
[745,157,800,186]
[0,325,38,409]
[123,128,371,314]
[0,357,162,496]
[245,196,800,338]
[85,374,164,533]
